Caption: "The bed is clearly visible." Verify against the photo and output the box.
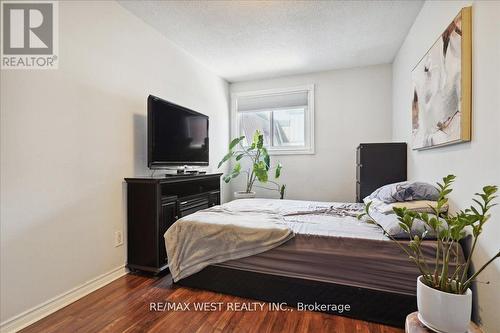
[166,199,465,327]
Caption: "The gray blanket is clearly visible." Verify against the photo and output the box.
[165,205,294,282]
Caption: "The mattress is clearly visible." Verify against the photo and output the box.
[222,199,386,240]
[214,199,465,296]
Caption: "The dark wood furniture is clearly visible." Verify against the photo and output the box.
[405,312,482,333]
[356,142,407,202]
[124,173,222,274]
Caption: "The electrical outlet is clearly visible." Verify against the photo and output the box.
[114,230,123,247]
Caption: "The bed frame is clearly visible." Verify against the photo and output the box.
[176,265,416,328]
[177,236,473,328]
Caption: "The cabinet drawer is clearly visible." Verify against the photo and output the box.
[179,197,209,217]
[209,191,220,206]
[179,203,209,217]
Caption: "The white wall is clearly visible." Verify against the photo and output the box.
[392,1,500,332]
[0,0,229,327]
[229,65,393,202]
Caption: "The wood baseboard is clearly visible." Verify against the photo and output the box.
[0,265,127,333]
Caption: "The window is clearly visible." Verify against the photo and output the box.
[231,85,314,155]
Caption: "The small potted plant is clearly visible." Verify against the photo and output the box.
[218,130,286,199]
[359,175,499,333]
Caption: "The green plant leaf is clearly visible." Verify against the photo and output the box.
[393,207,406,217]
[253,161,268,182]
[483,185,498,195]
[439,229,449,239]
[253,130,259,143]
[229,136,245,150]
[429,217,438,230]
[470,206,480,216]
[275,163,282,178]
[257,136,264,149]
[357,213,366,220]
[399,222,410,234]
[420,212,429,222]
[407,211,418,218]
[235,153,245,161]
[444,174,456,184]
[218,151,234,168]
[253,130,264,149]
[253,130,261,145]
[486,203,498,210]
[403,215,413,226]
[233,162,241,173]
[262,147,270,171]
[279,184,286,199]
[442,189,452,196]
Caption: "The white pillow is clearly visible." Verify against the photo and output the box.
[365,208,436,239]
[369,199,448,215]
[364,181,440,203]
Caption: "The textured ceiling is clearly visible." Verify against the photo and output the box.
[119,0,424,82]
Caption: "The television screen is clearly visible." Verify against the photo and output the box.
[148,95,209,168]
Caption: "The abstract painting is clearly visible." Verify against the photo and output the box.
[411,7,472,150]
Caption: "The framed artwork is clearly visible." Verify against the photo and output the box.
[411,7,472,150]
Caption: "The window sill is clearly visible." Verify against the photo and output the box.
[266,147,315,155]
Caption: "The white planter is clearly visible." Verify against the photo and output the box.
[417,276,472,333]
[234,191,256,199]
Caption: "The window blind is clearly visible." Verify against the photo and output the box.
[237,91,308,112]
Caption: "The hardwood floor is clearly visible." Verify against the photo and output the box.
[20,274,404,333]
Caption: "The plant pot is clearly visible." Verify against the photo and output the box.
[234,191,256,199]
[417,276,472,333]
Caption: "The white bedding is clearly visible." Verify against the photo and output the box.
[224,199,387,240]
[165,199,387,282]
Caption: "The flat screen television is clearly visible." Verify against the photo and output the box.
[148,95,209,168]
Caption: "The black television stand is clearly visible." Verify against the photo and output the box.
[124,173,222,274]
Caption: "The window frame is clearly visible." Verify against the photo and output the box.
[231,84,315,155]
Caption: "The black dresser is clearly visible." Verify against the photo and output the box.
[124,173,222,274]
[356,143,407,202]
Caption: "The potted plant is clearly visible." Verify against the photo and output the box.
[218,130,286,199]
[358,175,499,333]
